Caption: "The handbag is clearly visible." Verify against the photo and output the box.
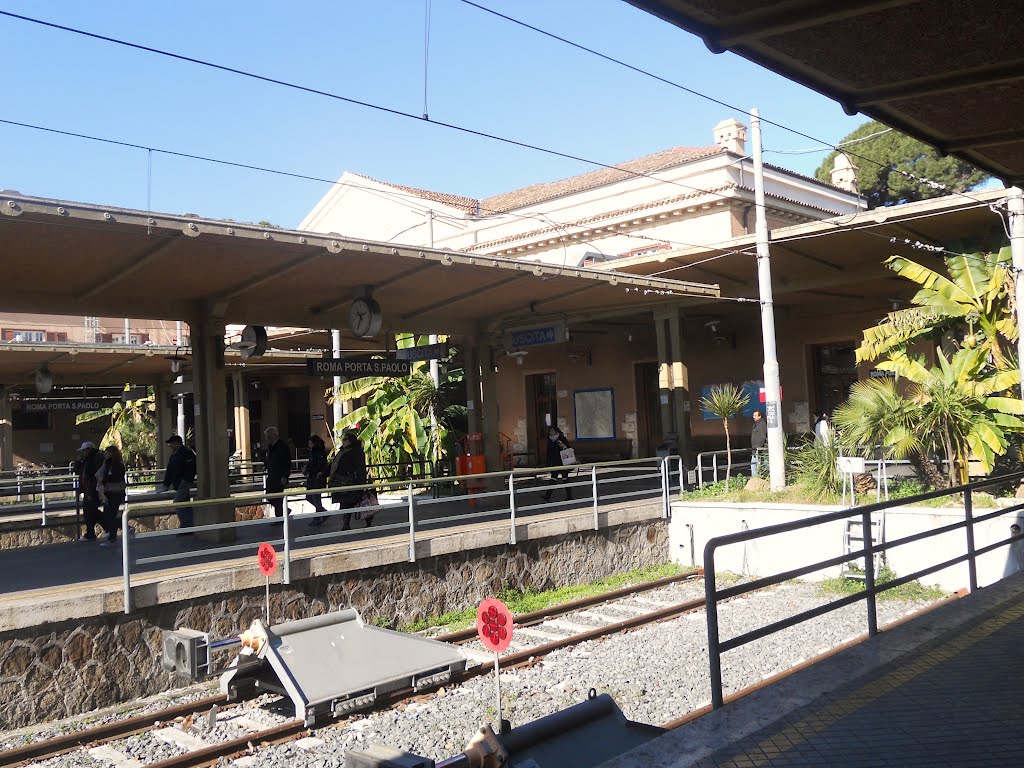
[559,447,578,466]
[354,490,379,521]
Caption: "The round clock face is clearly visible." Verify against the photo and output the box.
[349,298,383,338]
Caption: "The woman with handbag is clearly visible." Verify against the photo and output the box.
[305,435,330,527]
[328,431,367,531]
[97,445,128,547]
[542,426,575,502]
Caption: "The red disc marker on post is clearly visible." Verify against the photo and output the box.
[257,543,278,623]
[477,598,513,730]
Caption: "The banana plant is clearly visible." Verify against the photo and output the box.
[857,247,1016,370]
[75,386,158,467]
[877,347,1024,483]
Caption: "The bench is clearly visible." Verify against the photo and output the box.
[572,439,634,464]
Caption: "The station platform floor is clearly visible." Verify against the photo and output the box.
[604,570,1024,768]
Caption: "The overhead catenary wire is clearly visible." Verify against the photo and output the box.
[453,0,1000,211]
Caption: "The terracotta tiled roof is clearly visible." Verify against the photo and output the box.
[350,173,479,214]
[479,145,725,213]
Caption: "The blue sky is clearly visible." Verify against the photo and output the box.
[0,1,866,228]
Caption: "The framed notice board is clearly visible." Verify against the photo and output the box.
[573,388,615,440]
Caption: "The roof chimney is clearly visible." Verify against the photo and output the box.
[713,118,747,155]
[830,153,858,193]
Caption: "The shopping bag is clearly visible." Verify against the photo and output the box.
[559,447,578,466]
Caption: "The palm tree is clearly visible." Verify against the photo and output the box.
[699,384,750,491]
[857,248,1016,370]
[832,378,946,488]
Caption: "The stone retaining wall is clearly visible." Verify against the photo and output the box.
[0,519,667,729]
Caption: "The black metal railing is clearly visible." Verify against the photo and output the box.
[703,470,1024,709]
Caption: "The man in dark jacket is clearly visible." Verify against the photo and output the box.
[162,435,197,532]
[751,410,767,476]
[264,427,292,523]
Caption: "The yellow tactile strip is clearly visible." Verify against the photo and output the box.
[708,599,1024,767]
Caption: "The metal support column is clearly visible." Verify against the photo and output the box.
[1008,187,1024,403]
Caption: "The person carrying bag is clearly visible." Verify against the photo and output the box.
[328,431,367,531]
[542,426,576,502]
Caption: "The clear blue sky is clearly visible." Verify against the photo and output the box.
[0,0,866,228]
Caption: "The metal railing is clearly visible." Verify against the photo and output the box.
[118,456,683,613]
[696,449,753,488]
[703,470,1024,709]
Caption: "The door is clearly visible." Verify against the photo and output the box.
[526,373,557,465]
[635,362,662,457]
[285,387,311,454]
[810,342,858,417]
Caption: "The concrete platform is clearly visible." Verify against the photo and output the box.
[0,488,664,631]
[600,571,1024,768]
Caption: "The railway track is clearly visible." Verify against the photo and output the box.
[1,569,707,768]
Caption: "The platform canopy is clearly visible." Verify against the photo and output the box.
[626,0,1024,186]
[0,192,720,337]
[606,187,1010,317]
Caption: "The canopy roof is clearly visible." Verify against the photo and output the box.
[0,192,719,339]
[626,0,1024,186]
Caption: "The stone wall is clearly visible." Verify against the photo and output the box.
[0,519,667,729]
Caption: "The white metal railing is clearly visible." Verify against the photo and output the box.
[695,448,754,488]
[119,456,683,613]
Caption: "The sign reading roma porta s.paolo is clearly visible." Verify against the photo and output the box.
[306,357,411,377]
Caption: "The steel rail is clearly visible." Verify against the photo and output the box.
[436,568,702,644]
[0,694,228,766]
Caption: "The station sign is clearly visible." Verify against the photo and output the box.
[306,357,410,377]
[396,343,449,362]
[503,320,568,350]
[23,399,115,412]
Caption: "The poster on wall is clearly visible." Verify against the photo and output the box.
[698,380,764,420]
[574,389,615,440]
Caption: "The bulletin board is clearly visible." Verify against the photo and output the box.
[573,388,615,440]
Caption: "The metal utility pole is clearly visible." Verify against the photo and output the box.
[175,320,186,439]
[751,108,786,490]
[1009,187,1024,401]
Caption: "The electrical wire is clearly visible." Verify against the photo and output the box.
[453,0,1001,211]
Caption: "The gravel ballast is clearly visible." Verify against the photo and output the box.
[0,580,941,767]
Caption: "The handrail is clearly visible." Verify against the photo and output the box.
[118,456,679,613]
[703,469,1024,709]
[696,448,752,488]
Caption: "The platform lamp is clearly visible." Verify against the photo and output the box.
[34,365,53,395]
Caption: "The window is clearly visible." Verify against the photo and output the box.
[2,329,46,342]
[111,333,149,344]
[621,243,670,259]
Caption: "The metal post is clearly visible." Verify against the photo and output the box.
[74,475,82,539]
[122,502,132,614]
[176,320,186,441]
[408,482,417,562]
[751,107,786,490]
[40,477,47,527]
[704,547,724,709]
[660,458,669,519]
[282,493,291,585]
[712,453,718,484]
[509,474,517,545]
[964,488,978,592]
[1008,187,1024,402]
[592,465,600,530]
[493,650,503,732]
[862,509,878,636]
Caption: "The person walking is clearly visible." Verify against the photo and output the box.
[750,410,768,476]
[329,431,367,531]
[305,434,330,527]
[162,435,197,533]
[264,427,292,524]
[97,444,127,547]
[74,441,104,541]
[541,426,575,502]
